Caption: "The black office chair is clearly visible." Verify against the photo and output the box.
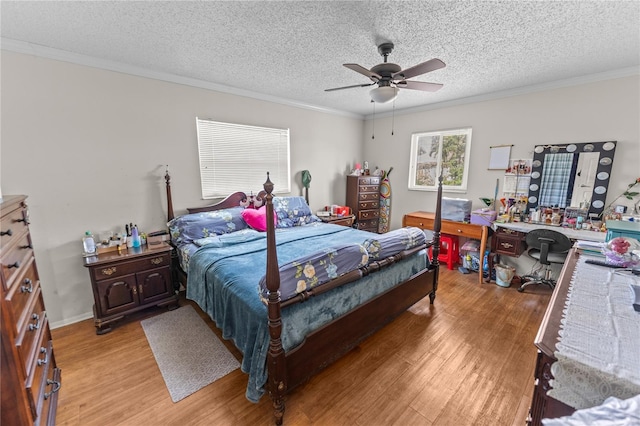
[518,229,572,292]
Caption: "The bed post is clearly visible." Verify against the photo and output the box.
[430,174,443,304]
[263,173,286,425]
[165,166,175,222]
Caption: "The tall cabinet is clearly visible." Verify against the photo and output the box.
[346,175,381,233]
[1,195,61,426]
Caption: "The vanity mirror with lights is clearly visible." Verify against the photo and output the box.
[526,141,617,218]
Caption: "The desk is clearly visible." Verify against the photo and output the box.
[528,249,640,424]
[494,222,606,243]
[488,222,606,284]
[403,211,488,285]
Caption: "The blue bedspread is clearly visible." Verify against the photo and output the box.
[186,223,428,402]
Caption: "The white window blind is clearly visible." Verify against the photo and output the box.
[196,118,291,199]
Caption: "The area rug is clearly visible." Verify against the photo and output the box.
[141,305,240,402]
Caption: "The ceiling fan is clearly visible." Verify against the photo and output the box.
[325,42,445,103]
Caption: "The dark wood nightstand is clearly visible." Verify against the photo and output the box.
[83,243,179,334]
[320,214,355,227]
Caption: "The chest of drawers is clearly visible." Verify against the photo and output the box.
[346,175,381,232]
[1,195,61,426]
[83,244,178,334]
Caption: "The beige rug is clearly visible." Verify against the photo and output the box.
[141,305,240,402]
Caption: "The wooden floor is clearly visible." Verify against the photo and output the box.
[52,268,552,426]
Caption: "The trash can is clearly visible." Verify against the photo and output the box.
[494,264,515,288]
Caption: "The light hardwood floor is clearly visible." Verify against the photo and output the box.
[52,268,551,426]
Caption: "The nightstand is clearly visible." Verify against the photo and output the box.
[320,214,355,227]
[83,243,179,334]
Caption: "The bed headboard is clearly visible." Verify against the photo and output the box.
[164,169,266,220]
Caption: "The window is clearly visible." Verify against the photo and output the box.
[408,128,472,192]
[196,118,291,199]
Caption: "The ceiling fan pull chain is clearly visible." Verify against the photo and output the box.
[371,101,376,140]
[391,99,395,136]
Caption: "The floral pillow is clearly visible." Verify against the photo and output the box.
[168,207,248,246]
[272,196,321,228]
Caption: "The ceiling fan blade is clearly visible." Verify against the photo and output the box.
[392,58,445,80]
[343,63,381,81]
[396,80,443,92]
[325,82,376,92]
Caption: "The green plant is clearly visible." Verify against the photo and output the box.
[602,177,640,216]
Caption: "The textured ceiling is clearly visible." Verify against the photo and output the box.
[2,1,639,117]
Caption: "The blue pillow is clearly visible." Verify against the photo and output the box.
[168,207,248,245]
[272,196,320,228]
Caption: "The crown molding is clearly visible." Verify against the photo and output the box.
[366,66,640,120]
[1,38,362,120]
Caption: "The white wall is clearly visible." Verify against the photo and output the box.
[363,75,640,231]
[1,51,364,327]
[3,50,638,327]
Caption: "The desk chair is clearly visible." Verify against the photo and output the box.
[518,229,572,292]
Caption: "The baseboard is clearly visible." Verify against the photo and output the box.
[50,312,94,330]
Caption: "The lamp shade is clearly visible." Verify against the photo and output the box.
[370,86,399,103]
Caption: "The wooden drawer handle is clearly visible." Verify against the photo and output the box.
[7,261,20,269]
[37,346,48,366]
[101,267,117,276]
[29,313,41,331]
[44,379,61,400]
[150,257,164,265]
[500,242,514,249]
[20,243,33,249]
[0,229,12,236]
[456,229,463,233]
[21,278,33,293]
[14,217,28,224]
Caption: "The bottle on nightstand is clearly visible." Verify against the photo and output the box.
[83,231,96,255]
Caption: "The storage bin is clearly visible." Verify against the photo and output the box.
[470,209,497,226]
[442,197,472,222]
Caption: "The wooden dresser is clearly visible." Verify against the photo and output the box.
[83,243,178,334]
[1,195,61,425]
[346,175,380,232]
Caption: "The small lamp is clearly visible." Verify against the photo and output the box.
[370,86,399,104]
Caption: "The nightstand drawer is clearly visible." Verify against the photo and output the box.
[91,252,171,281]
[493,228,526,257]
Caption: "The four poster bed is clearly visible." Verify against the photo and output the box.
[164,172,443,424]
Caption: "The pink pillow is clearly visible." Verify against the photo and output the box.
[241,206,277,232]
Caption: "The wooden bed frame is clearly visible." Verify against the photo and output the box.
[165,171,442,424]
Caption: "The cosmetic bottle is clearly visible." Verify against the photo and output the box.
[83,231,96,255]
[132,225,141,248]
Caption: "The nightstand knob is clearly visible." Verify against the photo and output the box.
[101,267,117,276]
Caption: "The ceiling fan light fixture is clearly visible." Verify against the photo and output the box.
[370,86,398,103]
